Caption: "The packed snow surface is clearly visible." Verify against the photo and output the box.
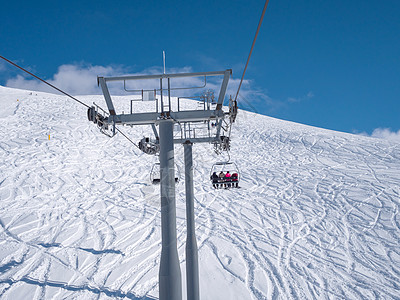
[1,85,400,299]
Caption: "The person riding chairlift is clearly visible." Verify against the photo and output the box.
[218,171,225,189]
[210,172,219,189]
[224,171,231,188]
[231,172,238,188]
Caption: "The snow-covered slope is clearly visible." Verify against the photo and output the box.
[1,85,399,299]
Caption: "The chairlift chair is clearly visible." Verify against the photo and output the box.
[150,162,180,184]
[210,161,240,189]
[139,137,159,155]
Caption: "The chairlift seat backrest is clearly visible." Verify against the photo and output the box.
[150,162,180,184]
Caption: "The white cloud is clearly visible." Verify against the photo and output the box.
[370,128,400,142]
[5,62,274,114]
[5,63,209,95]
[225,77,279,114]
[6,63,126,95]
[5,63,266,101]
[287,91,314,103]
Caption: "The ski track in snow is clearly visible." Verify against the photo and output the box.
[1,86,400,299]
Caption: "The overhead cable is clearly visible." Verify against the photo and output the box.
[1,55,139,149]
[234,0,270,102]
[0,55,90,108]
[115,127,140,150]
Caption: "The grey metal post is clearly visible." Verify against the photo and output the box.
[160,78,164,115]
[159,119,182,300]
[168,78,171,112]
[183,141,200,300]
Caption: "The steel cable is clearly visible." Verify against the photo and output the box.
[1,55,90,108]
[1,55,139,148]
[234,0,270,102]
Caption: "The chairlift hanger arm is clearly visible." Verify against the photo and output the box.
[151,124,159,139]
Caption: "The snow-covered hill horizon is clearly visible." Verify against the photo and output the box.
[1,85,400,299]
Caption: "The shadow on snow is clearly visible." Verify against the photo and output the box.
[37,243,124,255]
[0,277,157,300]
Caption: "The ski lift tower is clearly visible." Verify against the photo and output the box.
[90,69,235,300]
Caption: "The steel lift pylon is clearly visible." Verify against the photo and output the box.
[89,69,235,300]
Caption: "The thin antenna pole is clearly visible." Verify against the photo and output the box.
[163,51,166,74]
[234,0,270,102]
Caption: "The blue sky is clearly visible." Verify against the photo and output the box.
[1,0,399,136]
